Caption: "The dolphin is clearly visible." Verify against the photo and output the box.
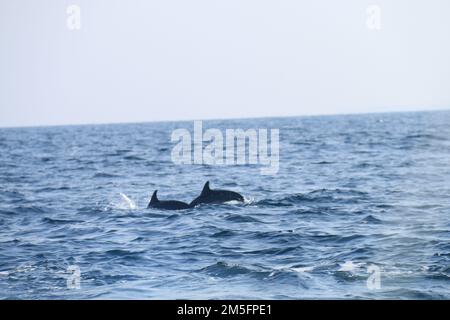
[147,190,191,210]
[190,181,244,207]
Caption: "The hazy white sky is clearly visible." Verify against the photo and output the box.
[1,0,449,127]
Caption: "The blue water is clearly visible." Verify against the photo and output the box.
[0,111,449,299]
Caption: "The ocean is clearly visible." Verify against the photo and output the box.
[0,110,449,299]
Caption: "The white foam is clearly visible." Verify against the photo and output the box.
[292,266,314,273]
[338,261,366,272]
[223,196,254,205]
[224,200,241,205]
[243,196,255,205]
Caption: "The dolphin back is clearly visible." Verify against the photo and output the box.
[190,181,244,206]
[147,190,191,210]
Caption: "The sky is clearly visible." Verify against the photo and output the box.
[1,0,449,127]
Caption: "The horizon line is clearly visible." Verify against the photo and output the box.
[1,107,449,130]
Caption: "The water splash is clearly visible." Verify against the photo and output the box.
[119,193,136,210]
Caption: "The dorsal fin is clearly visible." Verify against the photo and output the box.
[200,181,211,196]
[150,190,159,204]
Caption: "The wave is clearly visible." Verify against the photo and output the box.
[199,262,269,279]
[404,133,448,141]
[0,209,16,215]
[104,249,145,257]
[255,189,369,207]
[199,262,313,287]
[243,246,299,255]
[35,186,71,193]
[224,214,263,223]
[211,230,236,238]
[123,155,145,161]
[77,206,109,215]
[10,205,49,214]
[93,172,121,178]
[0,190,26,200]
[41,217,83,225]
[360,215,383,224]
